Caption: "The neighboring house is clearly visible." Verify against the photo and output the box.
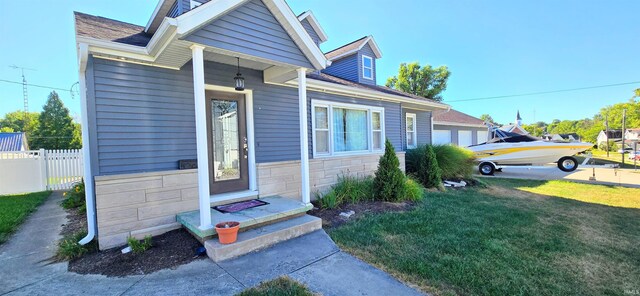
[499,111,528,135]
[625,128,640,142]
[596,130,623,148]
[74,0,448,251]
[543,133,581,142]
[432,109,487,146]
[0,132,29,151]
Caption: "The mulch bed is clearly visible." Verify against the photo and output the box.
[68,229,205,277]
[60,205,205,277]
[308,200,417,229]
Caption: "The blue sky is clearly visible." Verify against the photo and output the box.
[1,0,639,125]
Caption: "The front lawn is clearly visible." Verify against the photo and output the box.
[329,179,640,295]
[0,191,51,244]
[235,277,315,296]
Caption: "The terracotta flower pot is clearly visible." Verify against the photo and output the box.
[215,221,240,244]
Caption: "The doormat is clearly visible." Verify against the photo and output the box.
[213,199,270,213]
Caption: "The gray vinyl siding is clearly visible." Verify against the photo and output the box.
[183,0,314,69]
[307,92,402,157]
[300,18,320,46]
[166,1,180,17]
[433,124,487,146]
[401,109,431,150]
[357,44,377,85]
[321,54,358,82]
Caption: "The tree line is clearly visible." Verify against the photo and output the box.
[0,91,81,150]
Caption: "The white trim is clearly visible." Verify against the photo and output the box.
[209,190,258,204]
[326,36,383,61]
[433,121,486,128]
[311,99,385,158]
[298,68,311,205]
[145,0,169,33]
[430,115,434,145]
[176,0,249,35]
[191,44,213,231]
[91,55,180,71]
[362,55,374,80]
[77,43,96,245]
[297,10,328,43]
[406,113,417,149]
[190,0,203,9]
[203,84,257,194]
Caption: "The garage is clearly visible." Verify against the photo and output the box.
[433,130,452,145]
[458,130,473,147]
[477,130,489,144]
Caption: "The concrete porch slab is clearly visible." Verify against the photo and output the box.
[176,196,312,240]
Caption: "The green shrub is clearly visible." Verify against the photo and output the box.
[333,175,373,204]
[128,235,152,253]
[61,180,85,210]
[56,231,96,260]
[373,139,406,202]
[432,144,475,179]
[406,145,442,188]
[317,190,338,209]
[403,177,426,201]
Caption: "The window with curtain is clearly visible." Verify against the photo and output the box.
[312,100,384,156]
[406,113,417,148]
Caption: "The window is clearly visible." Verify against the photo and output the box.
[406,113,417,148]
[190,0,203,9]
[362,55,373,80]
[312,100,384,157]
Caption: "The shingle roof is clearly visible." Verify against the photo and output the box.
[307,72,441,103]
[74,12,152,47]
[0,133,27,151]
[433,109,485,126]
[324,36,369,60]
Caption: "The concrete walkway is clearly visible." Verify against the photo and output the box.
[0,191,423,296]
[479,166,640,188]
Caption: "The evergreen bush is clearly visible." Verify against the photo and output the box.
[373,139,406,201]
[406,145,442,188]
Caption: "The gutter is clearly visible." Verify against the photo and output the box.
[77,43,97,245]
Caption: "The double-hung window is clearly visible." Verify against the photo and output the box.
[406,113,417,148]
[312,100,385,157]
[362,55,374,80]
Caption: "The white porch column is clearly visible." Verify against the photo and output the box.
[191,44,212,230]
[298,68,311,205]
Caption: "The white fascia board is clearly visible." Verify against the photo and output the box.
[297,11,328,43]
[147,18,178,56]
[327,36,383,61]
[76,36,153,61]
[433,121,487,128]
[145,0,167,32]
[284,78,449,109]
[175,0,250,35]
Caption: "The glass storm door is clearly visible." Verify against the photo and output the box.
[206,91,249,195]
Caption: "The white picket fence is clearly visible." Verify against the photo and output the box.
[0,149,84,195]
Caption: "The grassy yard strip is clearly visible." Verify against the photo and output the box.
[235,277,315,296]
[329,181,640,295]
[577,150,638,169]
[0,191,51,244]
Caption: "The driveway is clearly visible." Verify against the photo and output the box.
[479,166,640,188]
[0,192,423,296]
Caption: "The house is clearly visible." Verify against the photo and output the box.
[625,128,640,142]
[499,111,529,135]
[432,109,488,146]
[0,132,29,151]
[543,133,580,142]
[596,130,623,148]
[74,0,448,254]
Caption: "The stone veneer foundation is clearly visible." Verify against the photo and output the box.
[94,152,405,249]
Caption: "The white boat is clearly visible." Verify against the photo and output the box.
[468,129,593,175]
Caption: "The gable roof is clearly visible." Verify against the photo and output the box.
[74,12,152,47]
[433,109,485,127]
[0,133,28,151]
[324,35,382,61]
[297,10,328,43]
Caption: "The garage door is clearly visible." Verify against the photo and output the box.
[458,130,473,147]
[477,130,489,144]
[433,130,452,145]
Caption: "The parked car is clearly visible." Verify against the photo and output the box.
[628,151,640,160]
[618,147,633,154]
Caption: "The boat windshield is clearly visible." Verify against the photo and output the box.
[488,129,540,143]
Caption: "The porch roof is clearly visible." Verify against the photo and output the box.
[74,12,151,47]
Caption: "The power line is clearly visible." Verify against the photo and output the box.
[0,79,73,93]
[446,81,640,102]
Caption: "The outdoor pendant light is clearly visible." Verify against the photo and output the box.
[234,57,245,91]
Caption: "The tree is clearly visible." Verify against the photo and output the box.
[373,139,406,201]
[385,62,451,101]
[31,91,79,149]
[522,124,545,137]
[479,114,499,125]
[0,111,40,147]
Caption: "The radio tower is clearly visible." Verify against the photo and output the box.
[9,65,36,131]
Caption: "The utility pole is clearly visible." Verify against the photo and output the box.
[605,114,609,158]
[9,65,36,132]
[622,109,626,166]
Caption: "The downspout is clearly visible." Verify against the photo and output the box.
[77,43,97,245]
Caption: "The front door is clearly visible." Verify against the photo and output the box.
[206,90,249,195]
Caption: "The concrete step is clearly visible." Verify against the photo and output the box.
[204,214,322,262]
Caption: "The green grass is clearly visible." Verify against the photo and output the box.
[329,180,640,295]
[235,277,315,296]
[0,191,51,244]
[576,150,639,169]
